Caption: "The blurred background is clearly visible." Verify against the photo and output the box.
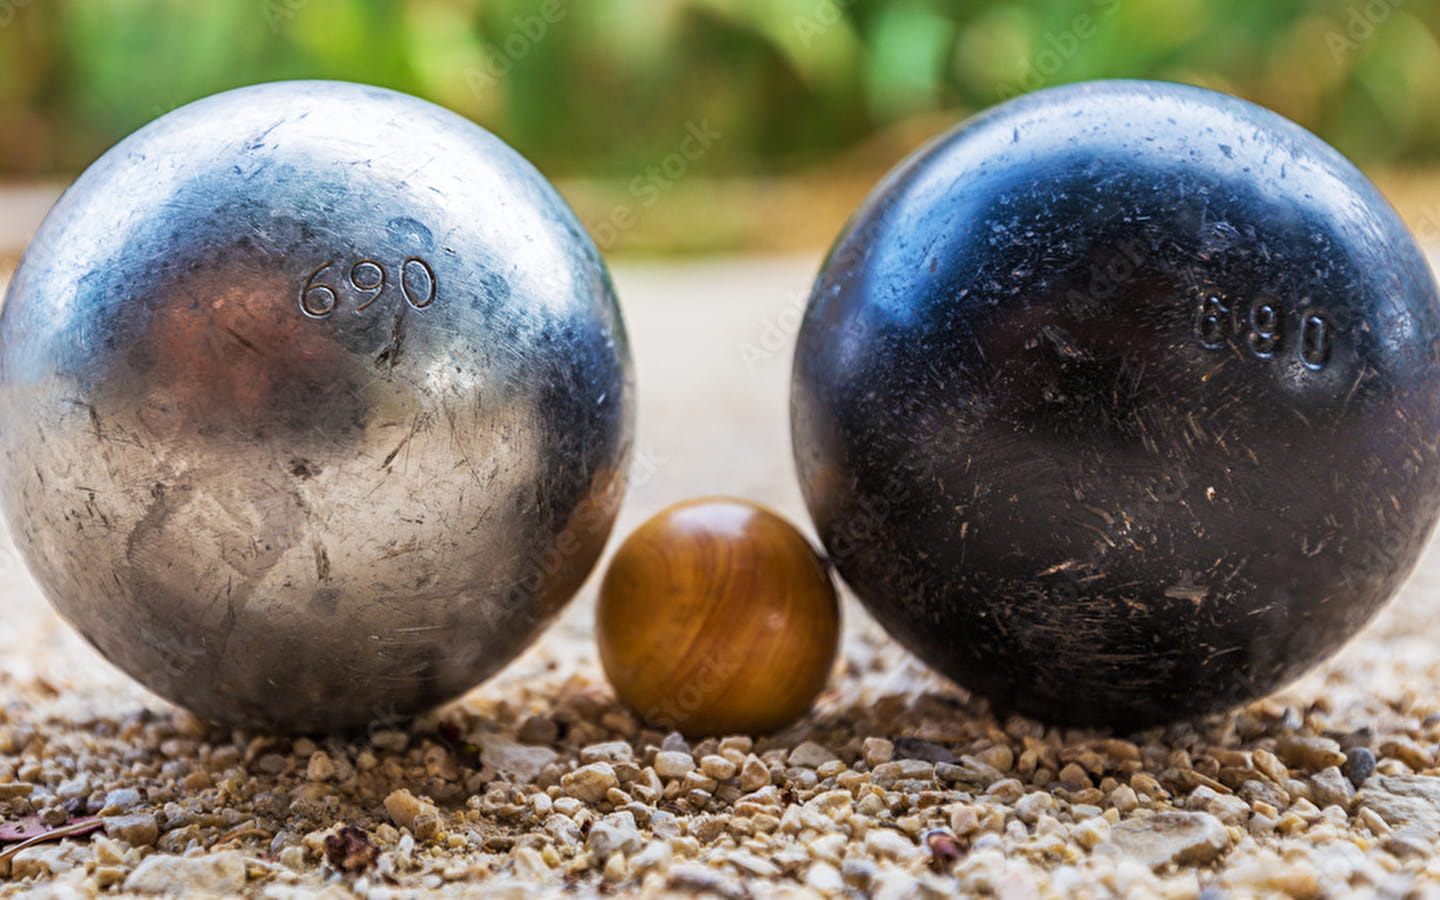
[3,0,1440,257]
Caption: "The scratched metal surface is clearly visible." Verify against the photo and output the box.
[0,83,634,733]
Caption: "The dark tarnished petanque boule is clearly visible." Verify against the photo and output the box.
[792,80,1440,728]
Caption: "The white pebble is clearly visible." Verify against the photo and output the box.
[654,751,696,779]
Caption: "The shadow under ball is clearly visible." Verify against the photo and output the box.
[791,80,1440,729]
[0,81,634,732]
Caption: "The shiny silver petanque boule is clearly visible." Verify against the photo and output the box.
[0,81,634,732]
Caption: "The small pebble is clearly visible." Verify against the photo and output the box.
[562,763,620,803]
[580,741,635,765]
[987,779,1024,804]
[602,850,629,881]
[700,754,737,780]
[1342,746,1377,788]
[0,783,35,800]
[124,851,247,895]
[865,828,920,861]
[371,730,408,753]
[1130,773,1167,800]
[1379,737,1431,771]
[1058,762,1091,790]
[938,757,1003,787]
[1309,766,1355,810]
[863,737,895,768]
[654,751,696,779]
[739,755,771,791]
[103,814,159,847]
[892,737,957,763]
[1015,791,1054,824]
[518,716,559,745]
[1357,807,1392,836]
[306,751,336,782]
[102,788,142,812]
[1238,779,1288,810]
[1274,735,1345,772]
[788,741,839,768]
[1073,816,1110,850]
[1252,749,1289,784]
[950,805,980,836]
[1383,826,1434,858]
[1102,811,1229,869]
[631,840,673,874]
[1189,786,1249,826]
[807,862,846,893]
[512,846,551,881]
[872,759,934,788]
[718,736,753,755]
[55,776,88,801]
[383,789,438,836]
[974,744,1015,773]
[588,811,644,858]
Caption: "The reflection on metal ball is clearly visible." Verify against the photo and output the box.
[792,80,1440,728]
[0,81,634,732]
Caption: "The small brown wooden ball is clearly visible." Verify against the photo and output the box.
[597,497,840,737]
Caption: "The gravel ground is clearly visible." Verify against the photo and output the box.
[5,255,1440,898]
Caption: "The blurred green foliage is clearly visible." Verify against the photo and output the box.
[1,0,1438,179]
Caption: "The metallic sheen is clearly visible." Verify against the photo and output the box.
[0,81,634,732]
[792,80,1440,727]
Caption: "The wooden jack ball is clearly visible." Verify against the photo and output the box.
[597,498,840,737]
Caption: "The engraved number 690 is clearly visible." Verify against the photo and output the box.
[301,257,437,319]
[1194,293,1333,371]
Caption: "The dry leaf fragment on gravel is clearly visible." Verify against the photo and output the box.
[925,829,966,871]
[0,816,104,864]
[323,825,379,873]
[0,816,49,842]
